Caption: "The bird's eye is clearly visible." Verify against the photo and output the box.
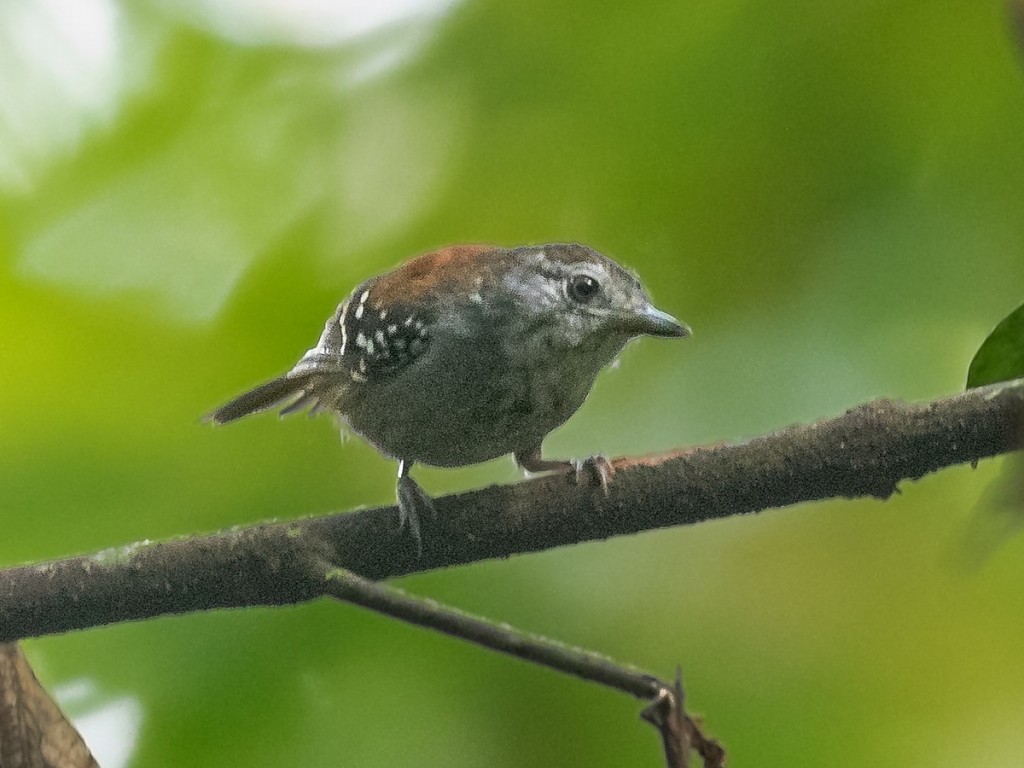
[567,274,601,303]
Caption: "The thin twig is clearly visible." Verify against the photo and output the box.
[314,560,662,699]
[311,561,725,767]
[640,669,727,768]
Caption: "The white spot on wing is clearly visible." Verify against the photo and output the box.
[338,299,351,356]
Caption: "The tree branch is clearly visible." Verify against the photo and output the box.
[1,379,1022,642]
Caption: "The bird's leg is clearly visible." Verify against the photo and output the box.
[514,444,615,493]
[396,459,434,556]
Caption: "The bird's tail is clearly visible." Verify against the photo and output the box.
[206,372,333,424]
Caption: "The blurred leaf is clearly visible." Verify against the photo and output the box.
[957,454,1024,569]
[966,301,1024,388]
[0,644,98,768]
[1010,0,1024,65]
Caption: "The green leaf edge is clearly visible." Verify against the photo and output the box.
[966,300,1024,389]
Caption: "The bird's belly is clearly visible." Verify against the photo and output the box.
[343,343,595,468]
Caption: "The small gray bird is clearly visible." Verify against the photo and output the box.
[208,243,689,552]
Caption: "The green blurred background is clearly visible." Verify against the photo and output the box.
[2,0,1023,765]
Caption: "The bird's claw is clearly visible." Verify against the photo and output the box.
[396,474,435,557]
[572,455,614,494]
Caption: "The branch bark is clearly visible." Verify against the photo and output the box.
[1,379,1022,642]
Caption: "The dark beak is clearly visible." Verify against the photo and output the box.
[623,303,691,338]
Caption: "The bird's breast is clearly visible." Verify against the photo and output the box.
[340,319,620,468]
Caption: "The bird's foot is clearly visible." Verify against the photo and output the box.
[515,447,615,494]
[396,473,435,557]
[572,454,615,494]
